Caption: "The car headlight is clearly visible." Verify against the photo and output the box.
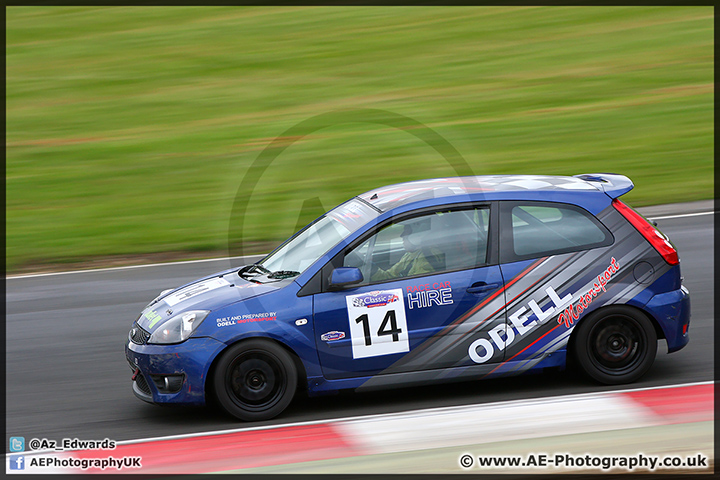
[148,310,210,344]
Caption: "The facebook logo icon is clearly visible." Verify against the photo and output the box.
[9,455,25,470]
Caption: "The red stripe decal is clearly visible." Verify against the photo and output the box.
[455,257,548,326]
[487,323,562,375]
[400,259,548,358]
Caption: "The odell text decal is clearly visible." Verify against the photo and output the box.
[468,257,620,364]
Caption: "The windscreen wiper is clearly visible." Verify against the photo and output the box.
[267,270,301,279]
[238,263,271,278]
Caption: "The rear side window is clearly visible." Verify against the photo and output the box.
[501,202,613,261]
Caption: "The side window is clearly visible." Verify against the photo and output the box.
[343,206,490,285]
[507,203,612,259]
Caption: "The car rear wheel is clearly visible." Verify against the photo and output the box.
[574,306,657,384]
[213,339,297,421]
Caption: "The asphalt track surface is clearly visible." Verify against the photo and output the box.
[5,210,713,446]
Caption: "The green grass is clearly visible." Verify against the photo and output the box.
[6,7,714,271]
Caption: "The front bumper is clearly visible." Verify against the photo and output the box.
[125,336,227,406]
[645,285,691,353]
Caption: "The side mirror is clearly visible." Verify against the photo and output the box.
[329,267,363,288]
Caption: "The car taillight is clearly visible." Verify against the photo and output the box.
[612,198,679,265]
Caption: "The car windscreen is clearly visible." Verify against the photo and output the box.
[258,198,379,276]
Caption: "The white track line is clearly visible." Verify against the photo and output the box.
[649,211,714,221]
[6,210,713,280]
[6,255,265,280]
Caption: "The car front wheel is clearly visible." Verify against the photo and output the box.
[213,339,297,421]
[574,306,657,384]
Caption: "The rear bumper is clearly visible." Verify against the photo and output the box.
[644,285,690,353]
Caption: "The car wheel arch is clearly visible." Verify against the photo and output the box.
[566,304,664,363]
[204,335,308,406]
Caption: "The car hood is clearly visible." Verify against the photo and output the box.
[136,269,283,333]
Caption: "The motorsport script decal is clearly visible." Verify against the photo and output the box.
[557,257,620,328]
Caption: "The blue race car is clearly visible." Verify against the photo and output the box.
[126,174,690,420]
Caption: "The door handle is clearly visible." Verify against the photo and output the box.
[467,282,500,294]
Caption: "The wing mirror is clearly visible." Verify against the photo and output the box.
[329,267,363,289]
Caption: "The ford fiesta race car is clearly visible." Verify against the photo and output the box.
[126,174,690,421]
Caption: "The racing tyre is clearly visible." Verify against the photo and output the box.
[574,306,657,385]
[213,340,297,421]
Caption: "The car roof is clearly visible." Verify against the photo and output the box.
[359,174,633,212]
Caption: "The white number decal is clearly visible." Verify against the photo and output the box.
[164,277,230,307]
[346,288,409,359]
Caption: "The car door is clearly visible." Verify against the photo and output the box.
[491,201,616,374]
[312,203,508,380]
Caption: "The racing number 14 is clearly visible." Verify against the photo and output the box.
[346,288,410,359]
[355,310,402,346]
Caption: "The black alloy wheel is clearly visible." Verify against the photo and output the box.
[213,340,297,421]
[574,306,657,384]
